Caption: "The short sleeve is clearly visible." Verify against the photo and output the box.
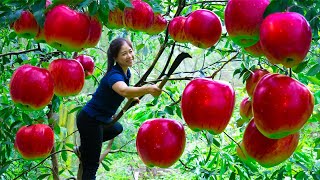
[106,72,125,88]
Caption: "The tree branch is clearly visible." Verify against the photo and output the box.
[13,149,74,180]
[0,44,41,57]
[99,138,114,164]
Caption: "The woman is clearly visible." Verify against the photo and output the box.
[76,37,162,179]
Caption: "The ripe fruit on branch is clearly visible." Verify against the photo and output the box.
[260,12,312,68]
[84,15,102,48]
[243,41,264,57]
[106,8,124,29]
[15,124,54,160]
[13,10,39,39]
[224,0,270,47]
[123,0,154,31]
[184,9,222,48]
[181,78,235,134]
[245,69,269,97]
[168,16,188,43]
[136,118,186,168]
[239,97,253,120]
[48,58,85,96]
[243,120,299,168]
[44,5,91,52]
[145,13,167,35]
[75,55,95,78]
[253,73,314,139]
[10,65,54,110]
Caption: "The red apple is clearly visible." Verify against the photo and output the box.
[225,0,270,47]
[106,8,124,29]
[236,142,253,163]
[34,0,52,43]
[13,10,39,38]
[253,74,314,139]
[15,124,54,160]
[145,13,167,35]
[168,16,188,43]
[245,69,269,97]
[243,41,264,57]
[44,5,91,52]
[243,119,299,168]
[48,58,85,96]
[239,97,253,120]
[136,118,186,168]
[84,15,102,48]
[123,0,154,31]
[184,9,222,49]
[260,12,312,68]
[181,78,235,134]
[75,55,95,78]
[10,65,54,110]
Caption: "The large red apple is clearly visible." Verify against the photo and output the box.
[253,74,314,139]
[48,58,85,96]
[106,8,124,29]
[10,65,54,110]
[260,12,312,68]
[44,5,91,52]
[184,9,222,49]
[13,10,39,38]
[34,0,52,43]
[245,69,269,97]
[145,13,167,35]
[84,15,102,48]
[181,78,235,134]
[136,118,186,168]
[225,0,270,47]
[239,97,253,120]
[243,120,299,168]
[75,55,95,78]
[15,124,54,160]
[243,41,264,57]
[123,0,154,31]
[168,16,188,43]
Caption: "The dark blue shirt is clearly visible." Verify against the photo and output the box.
[83,64,131,124]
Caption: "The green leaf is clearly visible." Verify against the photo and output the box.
[101,161,110,171]
[263,0,292,18]
[164,106,174,115]
[292,61,308,73]
[289,5,305,16]
[61,145,68,162]
[307,64,320,76]
[88,1,99,16]
[22,113,33,125]
[68,106,83,114]
[52,95,61,113]
[37,173,51,180]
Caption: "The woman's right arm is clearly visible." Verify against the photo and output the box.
[112,81,161,98]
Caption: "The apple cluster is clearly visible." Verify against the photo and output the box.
[106,0,168,35]
[237,70,314,167]
[10,55,94,159]
[168,9,222,49]
[225,0,312,68]
[12,1,102,52]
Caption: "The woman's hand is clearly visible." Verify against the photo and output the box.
[147,84,162,97]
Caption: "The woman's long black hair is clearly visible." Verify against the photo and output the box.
[107,37,133,72]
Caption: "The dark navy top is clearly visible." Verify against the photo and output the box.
[83,64,131,124]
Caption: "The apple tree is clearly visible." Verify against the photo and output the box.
[0,0,319,179]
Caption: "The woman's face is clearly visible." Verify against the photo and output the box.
[115,42,134,69]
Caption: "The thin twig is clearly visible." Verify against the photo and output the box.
[0,44,41,57]
[211,52,239,79]
[13,150,74,180]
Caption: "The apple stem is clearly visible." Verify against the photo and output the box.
[289,68,292,77]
